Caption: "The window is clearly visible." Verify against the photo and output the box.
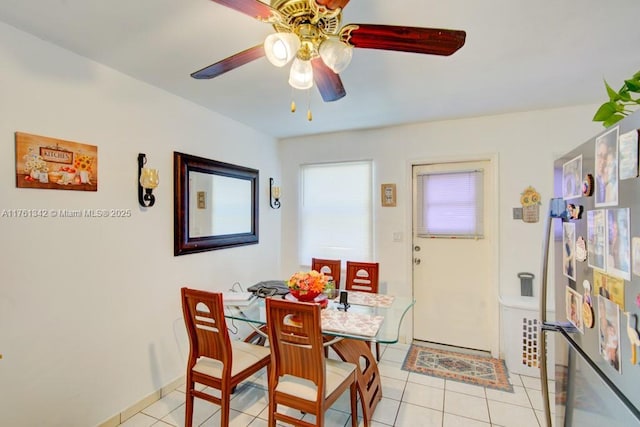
[300,161,372,266]
[416,169,484,238]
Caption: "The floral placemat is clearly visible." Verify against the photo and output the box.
[334,291,395,308]
[321,309,384,337]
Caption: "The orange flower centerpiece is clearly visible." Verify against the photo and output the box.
[287,270,328,302]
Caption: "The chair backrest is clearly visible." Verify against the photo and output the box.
[181,288,232,372]
[311,257,341,287]
[345,261,379,293]
[266,298,326,398]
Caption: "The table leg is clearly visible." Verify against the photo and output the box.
[330,339,382,427]
[243,324,268,346]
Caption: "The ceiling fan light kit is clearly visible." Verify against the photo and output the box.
[193,0,466,119]
[288,57,314,89]
[319,38,352,73]
[264,32,300,66]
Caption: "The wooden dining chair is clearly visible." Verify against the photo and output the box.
[311,257,342,288]
[265,297,358,427]
[181,287,271,427]
[344,261,379,293]
[345,261,382,360]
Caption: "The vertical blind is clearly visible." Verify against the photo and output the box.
[416,169,484,238]
[299,161,373,266]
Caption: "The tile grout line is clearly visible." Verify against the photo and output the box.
[485,384,493,426]
[441,381,447,427]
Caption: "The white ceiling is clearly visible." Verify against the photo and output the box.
[1,0,639,139]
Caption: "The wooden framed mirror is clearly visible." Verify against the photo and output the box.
[174,151,259,255]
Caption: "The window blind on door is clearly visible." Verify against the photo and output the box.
[416,169,484,238]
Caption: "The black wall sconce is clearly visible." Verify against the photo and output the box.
[138,153,159,207]
[269,177,281,209]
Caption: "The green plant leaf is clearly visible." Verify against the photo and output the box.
[625,79,640,92]
[593,101,617,122]
[605,80,620,101]
[615,102,627,112]
[621,92,640,105]
[594,70,640,126]
[619,92,632,102]
[603,113,625,127]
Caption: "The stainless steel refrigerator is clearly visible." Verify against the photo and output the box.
[539,110,640,426]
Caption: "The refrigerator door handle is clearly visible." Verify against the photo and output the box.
[539,198,565,427]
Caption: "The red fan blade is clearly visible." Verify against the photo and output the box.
[312,58,346,102]
[315,0,350,10]
[191,45,265,79]
[209,0,276,20]
[340,24,466,56]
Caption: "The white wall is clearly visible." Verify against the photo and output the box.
[279,106,604,345]
[0,22,280,426]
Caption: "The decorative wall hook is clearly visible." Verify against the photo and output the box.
[269,177,281,209]
[138,153,159,207]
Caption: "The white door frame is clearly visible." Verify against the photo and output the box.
[403,153,501,357]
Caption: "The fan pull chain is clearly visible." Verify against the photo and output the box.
[289,89,313,120]
[290,87,297,113]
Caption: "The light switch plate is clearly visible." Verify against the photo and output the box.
[513,207,523,220]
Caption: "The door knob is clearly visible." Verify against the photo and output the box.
[414,245,421,252]
[414,258,421,265]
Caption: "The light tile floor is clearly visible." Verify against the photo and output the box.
[118,342,552,427]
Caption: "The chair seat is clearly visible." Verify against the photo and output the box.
[192,340,271,379]
[274,359,357,401]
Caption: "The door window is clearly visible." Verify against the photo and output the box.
[416,169,484,238]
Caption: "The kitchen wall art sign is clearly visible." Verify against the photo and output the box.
[15,132,98,191]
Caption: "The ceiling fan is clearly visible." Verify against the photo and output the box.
[191,0,466,117]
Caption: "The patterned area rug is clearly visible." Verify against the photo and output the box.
[402,344,514,392]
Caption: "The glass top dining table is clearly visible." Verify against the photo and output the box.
[225,290,414,426]
[224,291,415,344]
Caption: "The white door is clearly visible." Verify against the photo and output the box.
[412,160,495,351]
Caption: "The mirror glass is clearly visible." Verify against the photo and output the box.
[174,152,259,255]
[188,172,252,237]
